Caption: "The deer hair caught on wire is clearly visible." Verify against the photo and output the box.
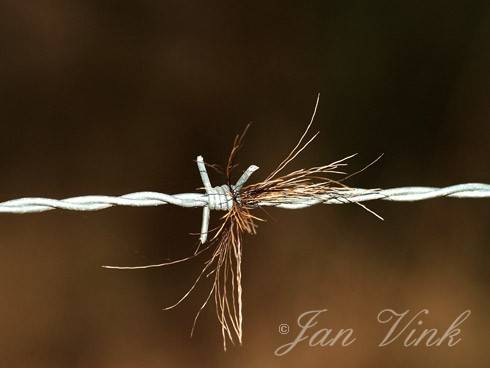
[1,95,489,350]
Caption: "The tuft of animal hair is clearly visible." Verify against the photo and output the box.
[103,94,380,350]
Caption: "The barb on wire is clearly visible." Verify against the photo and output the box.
[1,94,488,350]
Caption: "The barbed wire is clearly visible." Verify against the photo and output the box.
[1,155,488,243]
[2,183,489,213]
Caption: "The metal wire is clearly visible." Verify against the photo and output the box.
[2,183,489,213]
[260,183,490,209]
[1,156,488,242]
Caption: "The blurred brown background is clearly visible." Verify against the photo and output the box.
[0,1,489,367]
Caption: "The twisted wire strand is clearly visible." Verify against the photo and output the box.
[263,183,490,209]
[0,183,488,214]
[0,192,208,214]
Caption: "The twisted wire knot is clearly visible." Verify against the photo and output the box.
[207,185,234,211]
[196,156,259,243]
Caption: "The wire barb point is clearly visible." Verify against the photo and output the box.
[196,156,259,244]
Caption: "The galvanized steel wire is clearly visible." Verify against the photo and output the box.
[1,156,488,243]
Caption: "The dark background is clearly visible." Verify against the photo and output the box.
[0,1,489,367]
